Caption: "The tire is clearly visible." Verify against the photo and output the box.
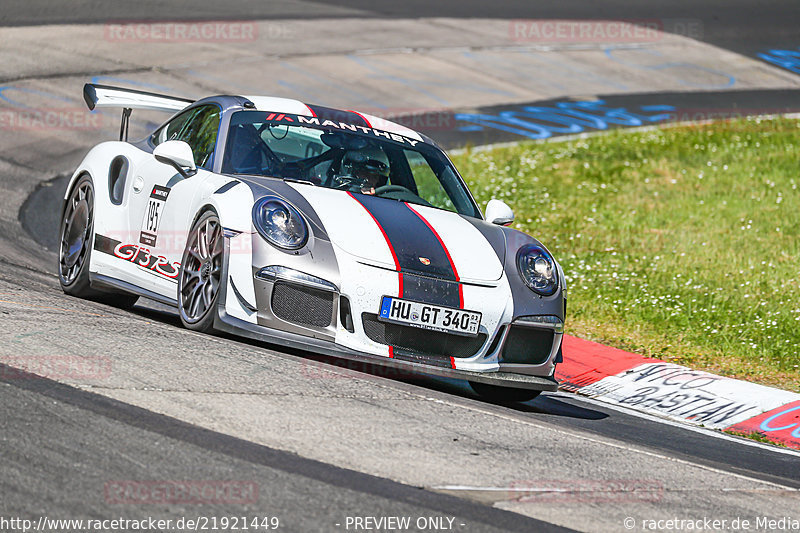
[178,211,223,332]
[58,175,138,308]
[468,381,541,403]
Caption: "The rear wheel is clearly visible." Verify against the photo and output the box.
[58,175,138,308]
[178,211,223,332]
[468,381,541,403]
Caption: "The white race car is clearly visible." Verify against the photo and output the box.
[59,84,565,401]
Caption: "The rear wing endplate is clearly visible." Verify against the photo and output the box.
[83,83,194,141]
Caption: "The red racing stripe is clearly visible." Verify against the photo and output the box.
[405,203,463,309]
[348,110,372,128]
[347,191,403,298]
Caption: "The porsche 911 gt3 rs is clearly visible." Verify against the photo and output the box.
[59,83,566,401]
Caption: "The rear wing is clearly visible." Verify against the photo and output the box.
[83,83,194,141]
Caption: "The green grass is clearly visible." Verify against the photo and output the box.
[723,429,788,447]
[450,117,800,392]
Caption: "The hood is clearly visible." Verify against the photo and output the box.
[288,183,506,283]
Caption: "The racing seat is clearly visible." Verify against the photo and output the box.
[224,124,273,175]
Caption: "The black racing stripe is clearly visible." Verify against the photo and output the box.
[353,195,454,279]
[350,194,459,307]
[93,233,120,255]
[401,273,460,309]
[306,104,370,127]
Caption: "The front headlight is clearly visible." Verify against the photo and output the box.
[516,243,559,296]
[252,197,308,250]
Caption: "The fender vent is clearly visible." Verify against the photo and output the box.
[108,156,129,205]
[271,282,333,328]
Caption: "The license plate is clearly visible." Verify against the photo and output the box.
[378,296,481,337]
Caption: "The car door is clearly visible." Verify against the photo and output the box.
[125,104,222,297]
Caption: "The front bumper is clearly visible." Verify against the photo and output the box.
[220,236,562,391]
[214,307,558,391]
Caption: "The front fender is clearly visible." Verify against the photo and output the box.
[184,175,257,323]
[186,175,254,234]
[500,226,565,321]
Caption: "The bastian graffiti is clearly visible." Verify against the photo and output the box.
[579,362,800,431]
[454,100,675,140]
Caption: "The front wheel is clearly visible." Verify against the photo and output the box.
[178,211,224,332]
[468,381,541,403]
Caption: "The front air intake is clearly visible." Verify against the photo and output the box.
[501,327,553,364]
[271,281,333,328]
[361,313,487,359]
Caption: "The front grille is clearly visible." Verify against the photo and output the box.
[271,281,333,328]
[501,326,553,364]
[361,313,487,359]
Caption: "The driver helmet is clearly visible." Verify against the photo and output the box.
[340,146,390,188]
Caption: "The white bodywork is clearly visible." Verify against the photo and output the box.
[65,85,564,388]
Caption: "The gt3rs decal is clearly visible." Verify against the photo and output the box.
[139,185,170,247]
[347,192,461,308]
[94,234,180,281]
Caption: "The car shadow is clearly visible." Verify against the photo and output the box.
[387,372,608,421]
[129,299,607,422]
[128,302,182,327]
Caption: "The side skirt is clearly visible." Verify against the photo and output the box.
[89,272,178,307]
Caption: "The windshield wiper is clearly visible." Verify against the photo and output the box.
[283,177,317,186]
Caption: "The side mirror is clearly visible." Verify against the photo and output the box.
[485,199,514,226]
[153,140,197,178]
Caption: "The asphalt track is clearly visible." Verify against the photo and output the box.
[2,3,800,533]
[2,0,798,57]
[1,364,561,532]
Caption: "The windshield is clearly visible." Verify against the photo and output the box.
[222,111,480,217]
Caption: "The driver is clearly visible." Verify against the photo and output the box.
[339,146,390,195]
